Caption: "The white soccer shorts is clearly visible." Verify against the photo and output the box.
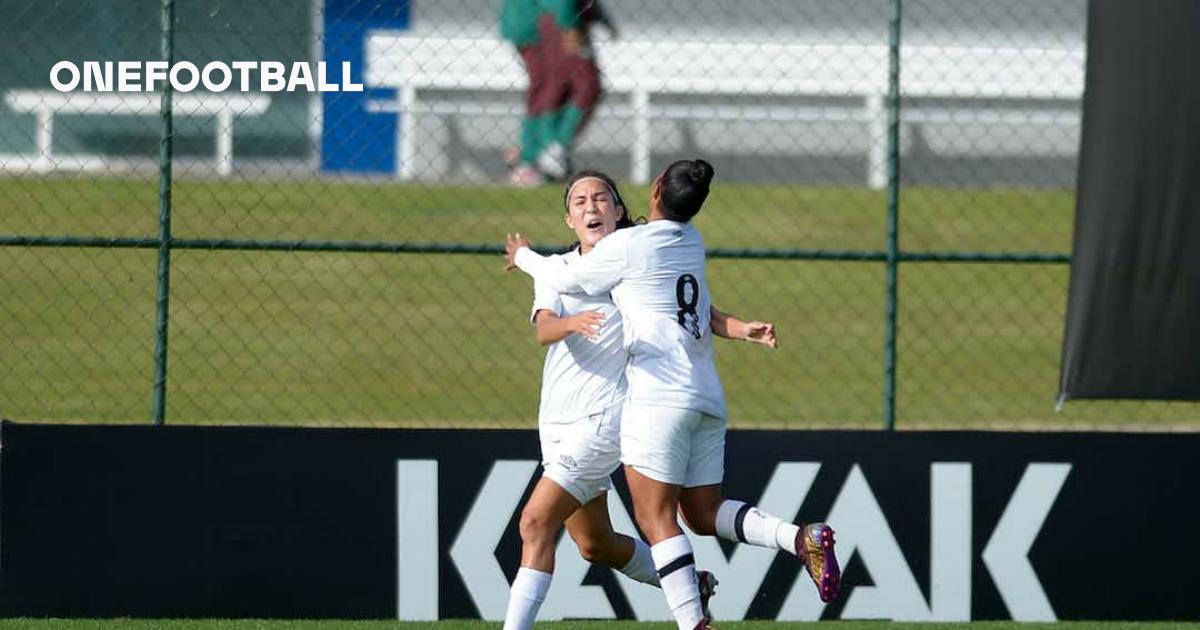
[539,404,622,505]
[620,404,725,487]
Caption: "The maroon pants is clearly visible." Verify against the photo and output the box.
[518,45,550,116]
[523,14,602,122]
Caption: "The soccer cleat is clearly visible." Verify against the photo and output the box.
[796,522,841,603]
[508,164,544,188]
[691,621,718,630]
[537,142,569,180]
[697,570,719,622]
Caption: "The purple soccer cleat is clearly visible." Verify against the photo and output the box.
[796,522,841,603]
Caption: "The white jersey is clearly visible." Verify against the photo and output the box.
[516,221,727,419]
[530,250,627,425]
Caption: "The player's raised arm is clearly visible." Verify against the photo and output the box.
[710,305,778,349]
[505,233,582,293]
[505,229,630,295]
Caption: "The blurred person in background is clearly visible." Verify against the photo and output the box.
[502,0,615,186]
[500,0,550,186]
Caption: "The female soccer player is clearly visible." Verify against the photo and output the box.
[504,170,774,630]
[505,160,840,630]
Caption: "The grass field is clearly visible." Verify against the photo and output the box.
[2,623,1199,630]
[2,176,1198,428]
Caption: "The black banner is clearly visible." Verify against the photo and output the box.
[1060,0,1200,400]
[1,422,1197,620]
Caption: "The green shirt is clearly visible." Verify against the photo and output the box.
[499,0,583,46]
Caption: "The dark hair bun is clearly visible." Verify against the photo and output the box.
[658,158,713,222]
[689,159,714,186]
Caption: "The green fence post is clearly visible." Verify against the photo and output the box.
[151,0,175,426]
[882,0,902,430]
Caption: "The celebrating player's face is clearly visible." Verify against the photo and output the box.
[565,178,621,251]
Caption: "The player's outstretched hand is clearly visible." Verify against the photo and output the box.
[505,232,532,271]
[745,321,778,349]
[568,311,605,340]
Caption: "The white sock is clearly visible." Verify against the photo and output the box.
[651,535,705,630]
[618,537,660,587]
[715,499,799,555]
[503,567,552,630]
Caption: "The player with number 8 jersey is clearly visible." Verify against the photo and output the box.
[507,159,841,630]
[503,170,752,630]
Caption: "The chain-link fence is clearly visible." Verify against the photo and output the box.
[2,0,1197,429]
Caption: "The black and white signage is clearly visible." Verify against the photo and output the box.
[0,423,1196,620]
